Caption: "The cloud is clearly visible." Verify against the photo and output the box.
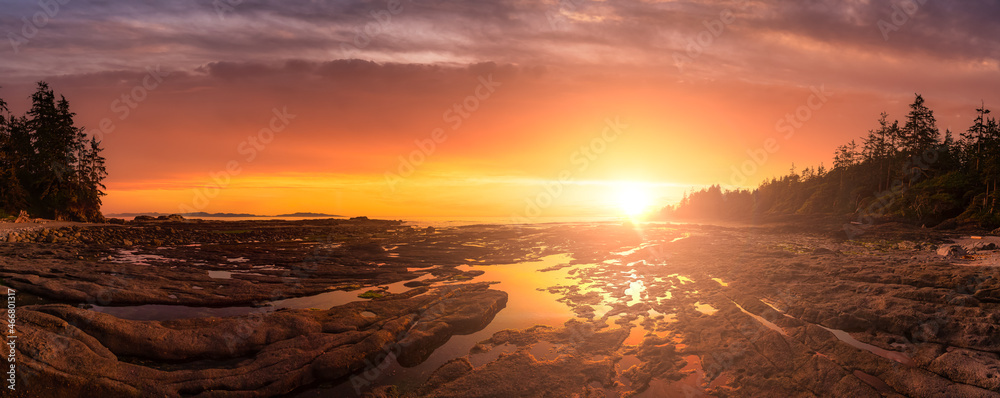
[3,0,998,86]
[3,0,1000,215]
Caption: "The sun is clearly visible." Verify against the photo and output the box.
[615,182,654,218]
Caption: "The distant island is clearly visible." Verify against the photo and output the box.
[273,212,342,218]
[106,212,342,218]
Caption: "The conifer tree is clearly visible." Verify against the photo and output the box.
[0,82,108,220]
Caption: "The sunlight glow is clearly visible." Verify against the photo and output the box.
[615,182,655,218]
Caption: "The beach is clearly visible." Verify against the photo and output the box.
[1,217,999,397]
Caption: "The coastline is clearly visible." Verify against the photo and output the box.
[2,218,999,397]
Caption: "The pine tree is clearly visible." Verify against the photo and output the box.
[25,83,92,219]
[862,113,901,191]
[961,103,991,172]
[0,82,109,221]
[833,140,860,169]
[0,93,28,213]
[78,137,108,221]
[901,94,939,160]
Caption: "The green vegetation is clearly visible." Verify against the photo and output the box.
[0,82,107,221]
[663,94,1000,229]
[358,290,384,299]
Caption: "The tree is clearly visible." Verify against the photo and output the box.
[961,103,991,172]
[833,140,860,169]
[0,82,108,221]
[0,93,28,213]
[862,113,901,192]
[901,94,939,160]
[663,94,1000,228]
[77,136,108,220]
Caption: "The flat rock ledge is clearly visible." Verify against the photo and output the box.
[11,282,506,397]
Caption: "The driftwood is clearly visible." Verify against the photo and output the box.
[14,210,31,223]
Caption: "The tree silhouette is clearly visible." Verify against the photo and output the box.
[662,94,1000,229]
[0,82,108,221]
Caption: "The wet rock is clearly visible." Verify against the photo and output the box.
[947,294,980,307]
[927,347,1000,391]
[15,283,506,397]
[8,214,1000,397]
[824,313,870,332]
[412,358,473,395]
[343,240,386,255]
[362,385,400,398]
[395,287,508,366]
[418,350,612,398]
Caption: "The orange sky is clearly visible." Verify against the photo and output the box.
[2,0,999,218]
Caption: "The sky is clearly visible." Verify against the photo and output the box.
[1,0,999,219]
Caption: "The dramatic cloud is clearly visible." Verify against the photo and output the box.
[2,0,998,216]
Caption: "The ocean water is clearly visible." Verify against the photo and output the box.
[150,215,637,227]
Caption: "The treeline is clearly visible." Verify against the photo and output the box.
[663,94,1000,228]
[0,82,107,221]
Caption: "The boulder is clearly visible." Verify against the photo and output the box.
[936,245,966,258]
[963,242,997,252]
[133,215,155,221]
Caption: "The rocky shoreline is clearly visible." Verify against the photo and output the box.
[2,218,1000,397]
